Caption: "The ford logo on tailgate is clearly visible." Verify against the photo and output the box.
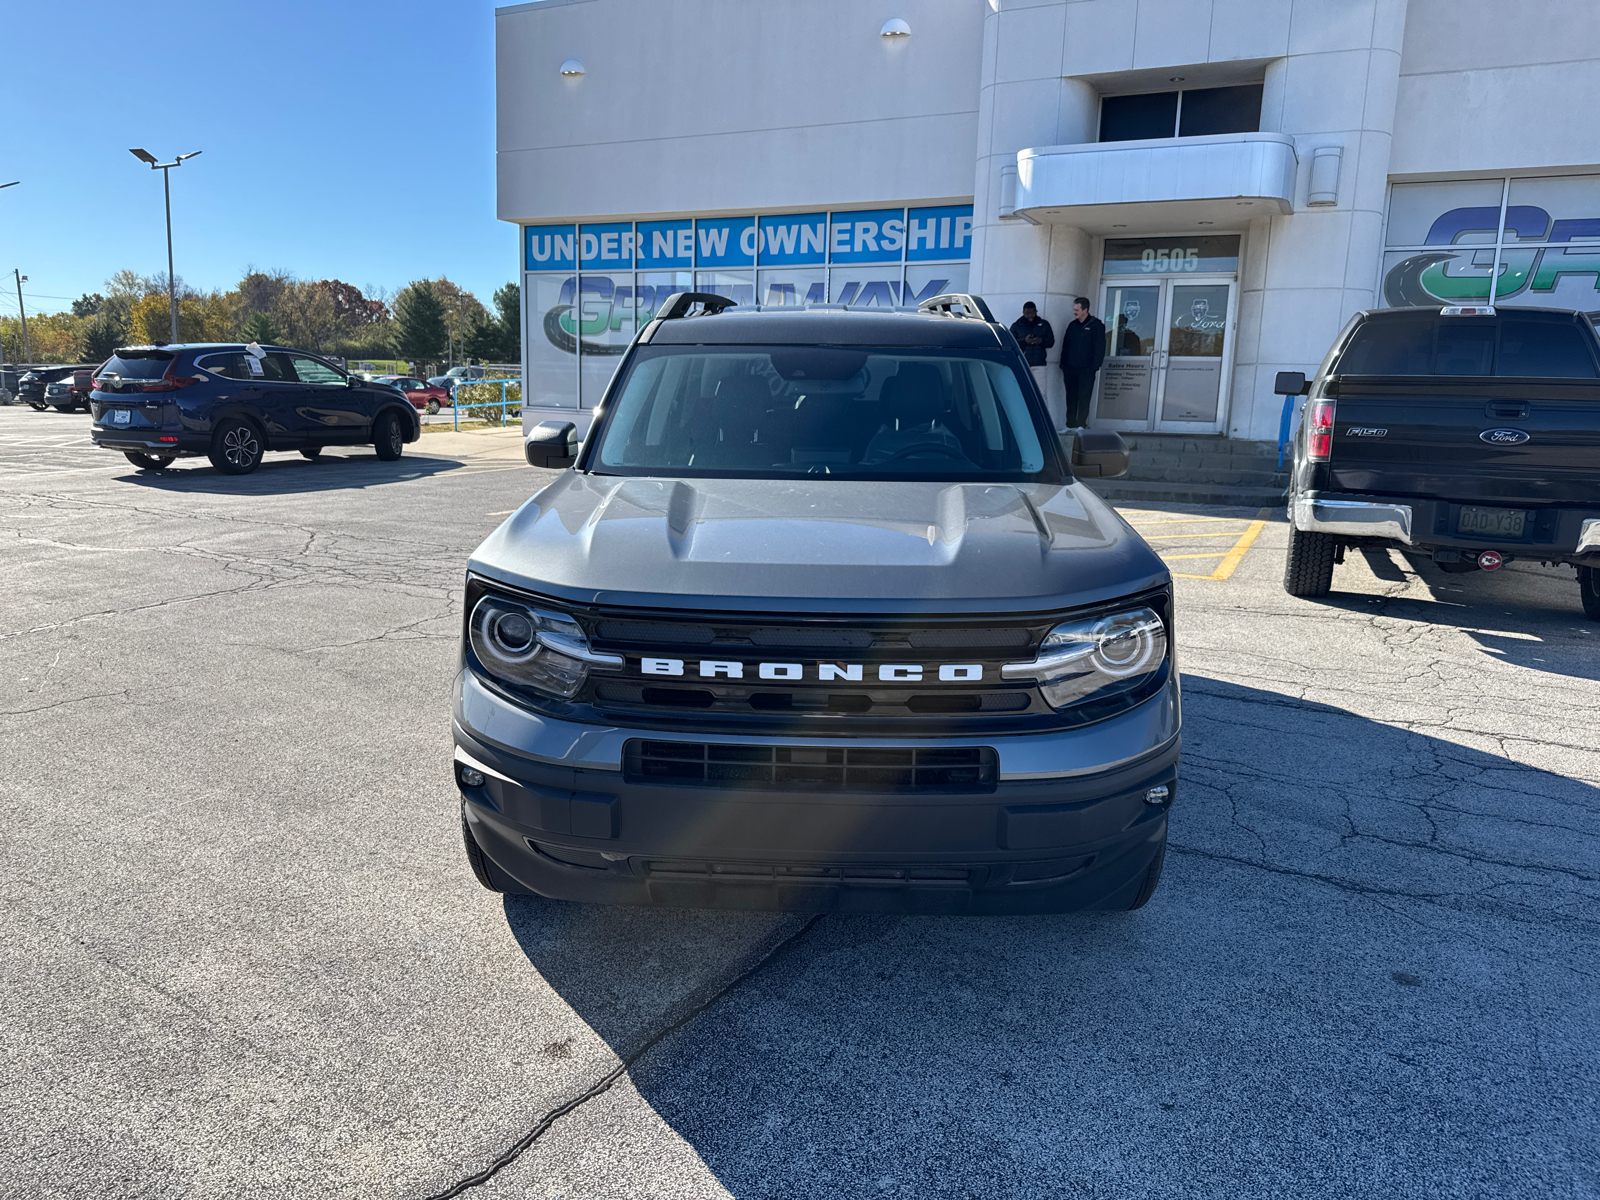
[1480,428,1531,445]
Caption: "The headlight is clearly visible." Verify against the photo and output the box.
[1001,606,1167,711]
[468,594,621,699]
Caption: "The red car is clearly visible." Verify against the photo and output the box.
[378,375,452,414]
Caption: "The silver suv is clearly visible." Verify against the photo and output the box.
[453,293,1176,913]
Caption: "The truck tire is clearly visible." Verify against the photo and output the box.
[1283,521,1337,597]
[1580,567,1600,622]
[461,814,530,895]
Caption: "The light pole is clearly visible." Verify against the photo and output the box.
[0,181,16,371]
[129,149,201,343]
[13,269,29,361]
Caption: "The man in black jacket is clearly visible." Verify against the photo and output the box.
[1059,296,1107,429]
[1009,302,1056,426]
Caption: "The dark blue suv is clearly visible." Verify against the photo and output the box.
[89,343,422,475]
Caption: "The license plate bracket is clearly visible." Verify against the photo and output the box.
[1457,505,1526,539]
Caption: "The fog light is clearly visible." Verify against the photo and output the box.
[459,767,485,788]
[1145,785,1170,805]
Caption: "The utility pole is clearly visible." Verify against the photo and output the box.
[13,269,29,362]
[129,149,202,342]
[0,180,17,372]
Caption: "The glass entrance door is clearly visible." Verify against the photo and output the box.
[1093,277,1235,434]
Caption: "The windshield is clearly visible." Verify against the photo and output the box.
[588,345,1061,481]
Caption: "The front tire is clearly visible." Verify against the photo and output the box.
[123,451,174,472]
[1580,566,1600,622]
[373,411,404,461]
[1127,837,1167,910]
[425,399,440,415]
[208,418,264,475]
[462,814,530,895]
[29,401,48,411]
[1283,520,1337,597]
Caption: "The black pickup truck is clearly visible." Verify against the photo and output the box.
[1278,305,1600,619]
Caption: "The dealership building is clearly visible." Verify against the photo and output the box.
[497,0,1600,441]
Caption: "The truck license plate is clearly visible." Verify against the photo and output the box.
[1457,505,1525,538]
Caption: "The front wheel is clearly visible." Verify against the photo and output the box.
[1580,567,1600,622]
[208,418,264,475]
[124,451,174,472]
[1283,520,1337,597]
[462,814,530,895]
[425,399,440,415]
[1126,835,1167,910]
[373,411,404,461]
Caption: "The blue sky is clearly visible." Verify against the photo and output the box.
[3,0,513,319]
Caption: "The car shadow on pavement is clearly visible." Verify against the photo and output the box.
[1317,553,1597,681]
[495,675,1598,1197]
[115,452,465,495]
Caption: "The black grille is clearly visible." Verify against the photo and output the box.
[592,618,1038,652]
[594,683,1032,715]
[624,740,998,792]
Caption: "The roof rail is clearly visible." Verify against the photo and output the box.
[917,293,997,322]
[654,291,737,321]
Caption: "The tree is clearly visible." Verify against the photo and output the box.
[491,282,521,360]
[240,309,281,345]
[73,293,106,318]
[392,280,448,365]
[83,311,128,362]
[463,282,521,363]
[319,280,388,329]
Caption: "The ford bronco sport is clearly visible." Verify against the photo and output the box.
[454,293,1179,913]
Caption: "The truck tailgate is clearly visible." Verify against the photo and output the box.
[1328,379,1600,505]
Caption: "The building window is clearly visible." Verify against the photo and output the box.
[1381,174,1600,309]
[1098,84,1263,143]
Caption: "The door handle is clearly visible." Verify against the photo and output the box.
[1487,401,1529,419]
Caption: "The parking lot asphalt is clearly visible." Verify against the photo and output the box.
[2,405,1596,1199]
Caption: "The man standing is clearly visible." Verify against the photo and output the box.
[1009,302,1056,426]
[1059,296,1107,429]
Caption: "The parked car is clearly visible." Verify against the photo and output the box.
[89,343,421,475]
[1279,304,1600,619]
[377,375,452,414]
[19,365,82,411]
[446,364,489,382]
[454,291,1171,915]
[42,368,96,412]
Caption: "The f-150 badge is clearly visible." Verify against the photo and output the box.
[1345,427,1387,437]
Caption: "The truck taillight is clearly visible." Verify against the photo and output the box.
[1307,399,1335,462]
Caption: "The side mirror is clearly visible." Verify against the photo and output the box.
[1066,429,1130,479]
[1273,370,1310,396]
[526,420,578,469]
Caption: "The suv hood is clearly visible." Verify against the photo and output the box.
[469,474,1167,613]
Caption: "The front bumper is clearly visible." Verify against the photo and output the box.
[1295,491,1600,562]
[453,670,1180,913]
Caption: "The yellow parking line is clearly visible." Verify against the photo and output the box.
[1127,516,1251,527]
[1161,508,1273,581]
[1211,518,1268,579]
[1143,530,1257,540]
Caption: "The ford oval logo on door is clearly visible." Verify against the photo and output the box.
[1480,428,1531,445]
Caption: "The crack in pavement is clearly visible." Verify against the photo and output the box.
[418,914,823,1200]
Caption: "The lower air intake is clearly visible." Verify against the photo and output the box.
[623,740,998,793]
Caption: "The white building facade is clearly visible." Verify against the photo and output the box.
[498,0,1600,441]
